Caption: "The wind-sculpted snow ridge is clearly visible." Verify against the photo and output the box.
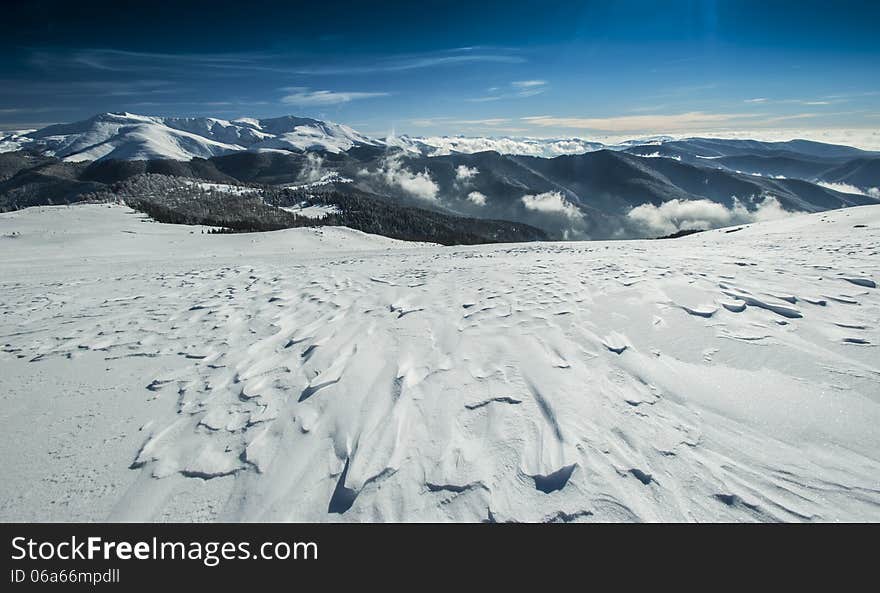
[0,204,878,522]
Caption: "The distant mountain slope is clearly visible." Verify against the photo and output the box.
[386,135,606,158]
[2,114,879,240]
[24,113,246,162]
[3,145,877,240]
[113,174,548,245]
[819,158,880,191]
[624,138,880,191]
[375,149,877,238]
[4,112,383,162]
[0,151,53,181]
[7,113,878,166]
[689,154,837,180]
[625,137,876,161]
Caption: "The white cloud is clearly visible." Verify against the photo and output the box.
[361,154,439,201]
[404,117,512,129]
[37,47,526,77]
[455,164,479,180]
[408,118,441,127]
[299,152,324,182]
[403,136,601,158]
[626,196,792,235]
[745,98,768,103]
[469,80,548,102]
[292,53,526,75]
[512,80,547,88]
[281,87,389,106]
[452,118,511,126]
[521,191,582,219]
[816,181,880,198]
[467,191,488,206]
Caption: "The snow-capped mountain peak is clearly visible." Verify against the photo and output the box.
[2,112,383,162]
[384,134,608,158]
[4,112,879,164]
[2,112,623,162]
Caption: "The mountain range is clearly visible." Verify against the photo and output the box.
[0,112,666,161]
[1,112,879,241]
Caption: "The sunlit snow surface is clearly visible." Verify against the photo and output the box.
[181,180,260,196]
[279,203,342,219]
[1,204,878,522]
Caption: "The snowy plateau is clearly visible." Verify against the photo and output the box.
[0,203,878,522]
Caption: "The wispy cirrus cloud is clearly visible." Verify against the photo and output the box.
[820,91,880,101]
[0,107,69,115]
[521,111,827,133]
[409,117,512,127]
[512,80,546,88]
[468,80,547,102]
[744,96,850,106]
[294,52,526,75]
[450,118,512,126]
[280,87,389,106]
[29,48,263,73]
[522,111,754,132]
[759,112,821,123]
[28,47,526,77]
[406,117,530,135]
[0,78,175,98]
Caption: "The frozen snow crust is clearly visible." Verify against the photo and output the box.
[0,204,878,522]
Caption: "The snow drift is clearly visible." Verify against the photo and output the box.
[0,204,878,522]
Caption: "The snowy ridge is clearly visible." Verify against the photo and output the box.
[280,202,342,219]
[385,135,607,158]
[180,180,260,196]
[0,129,35,153]
[22,113,248,162]
[3,112,879,162]
[0,204,878,521]
[2,112,383,162]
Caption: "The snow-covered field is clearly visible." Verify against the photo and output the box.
[1,204,878,522]
[280,202,342,219]
[181,180,260,196]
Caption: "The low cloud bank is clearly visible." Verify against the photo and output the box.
[627,196,792,235]
[816,181,880,199]
[412,136,600,158]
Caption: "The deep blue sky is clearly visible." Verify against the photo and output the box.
[2,0,878,139]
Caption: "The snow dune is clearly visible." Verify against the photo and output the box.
[0,204,878,522]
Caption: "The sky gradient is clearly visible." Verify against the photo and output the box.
[2,0,879,143]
